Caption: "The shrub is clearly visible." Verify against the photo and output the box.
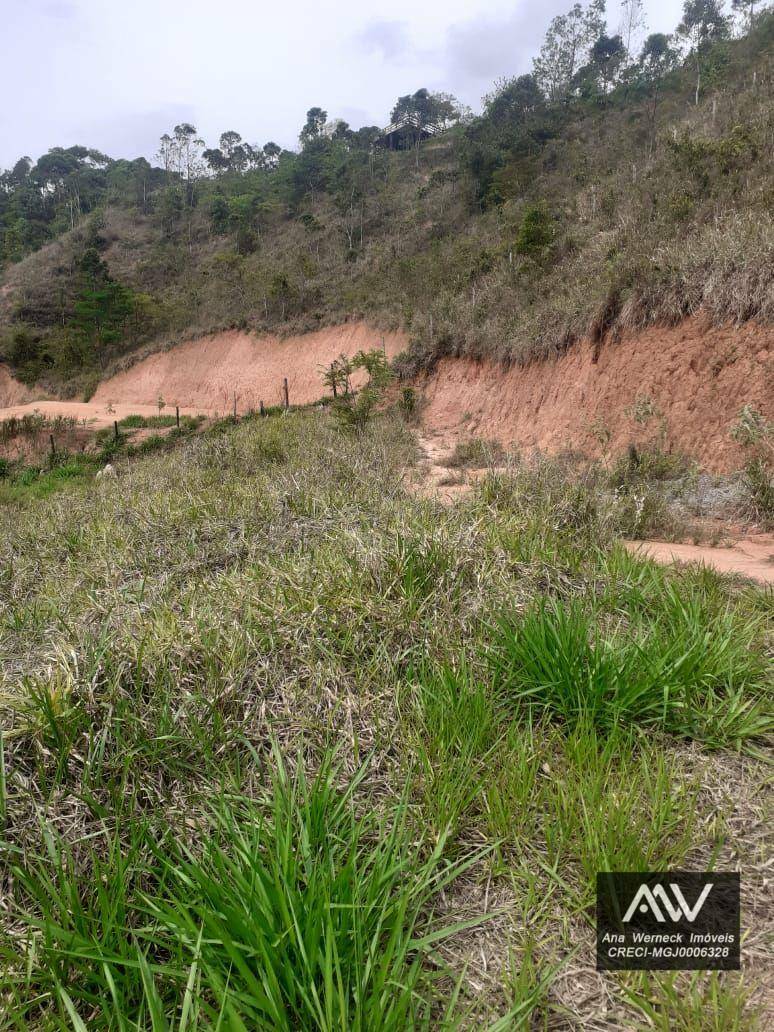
[447,436,505,469]
[332,349,393,432]
[609,445,694,488]
[742,457,774,529]
[731,406,774,528]
[397,386,417,420]
[515,203,554,256]
[118,414,177,429]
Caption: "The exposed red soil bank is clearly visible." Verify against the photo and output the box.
[0,365,35,407]
[419,319,773,472]
[92,322,407,412]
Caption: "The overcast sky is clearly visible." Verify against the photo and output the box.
[1,0,687,168]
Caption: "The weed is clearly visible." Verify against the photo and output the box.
[408,663,501,841]
[731,406,774,528]
[624,971,759,1031]
[2,750,490,1028]
[447,437,505,469]
[487,594,771,747]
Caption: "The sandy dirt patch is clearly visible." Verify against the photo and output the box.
[413,434,774,584]
[625,535,774,584]
[410,433,474,503]
[0,400,205,430]
[419,318,773,473]
[92,322,407,412]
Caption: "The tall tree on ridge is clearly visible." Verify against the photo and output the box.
[638,33,680,154]
[619,0,647,60]
[677,0,730,105]
[533,0,607,101]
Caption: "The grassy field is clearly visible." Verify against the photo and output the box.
[0,410,771,1028]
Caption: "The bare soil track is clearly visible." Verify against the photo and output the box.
[625,536,774,585]
[416,434,774,585]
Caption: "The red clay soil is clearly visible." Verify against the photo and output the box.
[92,322,407,412]
[419,318,773,472]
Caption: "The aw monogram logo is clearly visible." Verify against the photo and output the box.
[622,882,713,923]
[596,872,740,971]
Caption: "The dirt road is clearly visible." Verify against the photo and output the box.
[415,434,774,585]
[625,537,774,585]
[0,322,407,427]
[0,400,207,429]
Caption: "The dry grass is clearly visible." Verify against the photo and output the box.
[0,410,771,1026]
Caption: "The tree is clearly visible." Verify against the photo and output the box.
[731,0,758,32]
[515,203,554,256]
[209,193,230,233]
[483,75,544,126]
[1,157,32,191]
[219,131,242,160]
[587,33,627,94]
[677,0,730,105]
[221,132,254,172]
[262,142,282,169]
[619,0,647,60]
[202,147,229,174]
[330,119,353,142]
[204,132,254,174]
[638,33,680,153]
[533,0,607,101]
[351,126,381,150]
[157,133,175,176]
[173,123,206,204]
[300,108,328,148]
[157,125,205,204]
[72,233,135,367]
[322,353,353,397]
[390,89,459,130]
[388,89,460,164]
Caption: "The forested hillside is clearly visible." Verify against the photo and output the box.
[1,1,772,397]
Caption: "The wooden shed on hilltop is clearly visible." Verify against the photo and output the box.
[374,115,442,150]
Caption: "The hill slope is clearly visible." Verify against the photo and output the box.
[1,12,772,401]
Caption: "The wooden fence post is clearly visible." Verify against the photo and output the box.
[49,434,55,458]
[176,406,180,428]
[114,420,119,442]
[233,393,237,419]
[259,400,265,417]
[283,378,289,410]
